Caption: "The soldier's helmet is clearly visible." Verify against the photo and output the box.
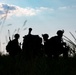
[42,34,49,42]
[42,34,49,39]
[57,30,64,36]
[14,34,20,39]
[29,28,32,31]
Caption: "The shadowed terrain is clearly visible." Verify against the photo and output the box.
[0,55,76,75]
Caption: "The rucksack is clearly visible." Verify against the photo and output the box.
[6,40,13,52]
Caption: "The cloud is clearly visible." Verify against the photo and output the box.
[58,6,68,10]
[58,6,76,10]
[39,7,54,11]
[0,3,54,18]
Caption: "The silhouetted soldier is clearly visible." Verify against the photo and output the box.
[22,28,42,59]
[48,30,69,58]
[6,34,21,57]
[42,34,49,57]
[22,28,32,58]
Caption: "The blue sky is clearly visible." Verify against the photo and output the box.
[0,0,76,53]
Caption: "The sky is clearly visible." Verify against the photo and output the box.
[0,0,76,54]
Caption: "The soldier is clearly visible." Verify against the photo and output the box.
[42,34,49,57]
[6,34,21,57]
[49,30,69,58]
[42,30,69,58]
[22,28,42,59]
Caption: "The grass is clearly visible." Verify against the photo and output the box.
[0,30,75,75]
[63,31,76,57]
[0,55,76,75]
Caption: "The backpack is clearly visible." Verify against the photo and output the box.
[6,40,13,52]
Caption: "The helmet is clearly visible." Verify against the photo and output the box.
[29,28,32,31]
[14,34,20,39]
[57,30,64,35]
[42,34,49,39]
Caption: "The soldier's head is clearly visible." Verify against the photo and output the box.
[29,28,32,31]
[14,34,20,39]
[57,30,64,37]
[42,34,49,41]
[28,28,32,35]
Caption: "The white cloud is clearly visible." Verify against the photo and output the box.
[58,6,68,10]
[0,3,54,18]
[58,6,76,10]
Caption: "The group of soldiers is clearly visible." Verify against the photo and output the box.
[6,28,69,59]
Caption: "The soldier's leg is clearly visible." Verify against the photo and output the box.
[63,48,68,58]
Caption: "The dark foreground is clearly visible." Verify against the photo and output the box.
[0,55,76,75]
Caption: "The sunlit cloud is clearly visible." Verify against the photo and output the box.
[0,3,54,18]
